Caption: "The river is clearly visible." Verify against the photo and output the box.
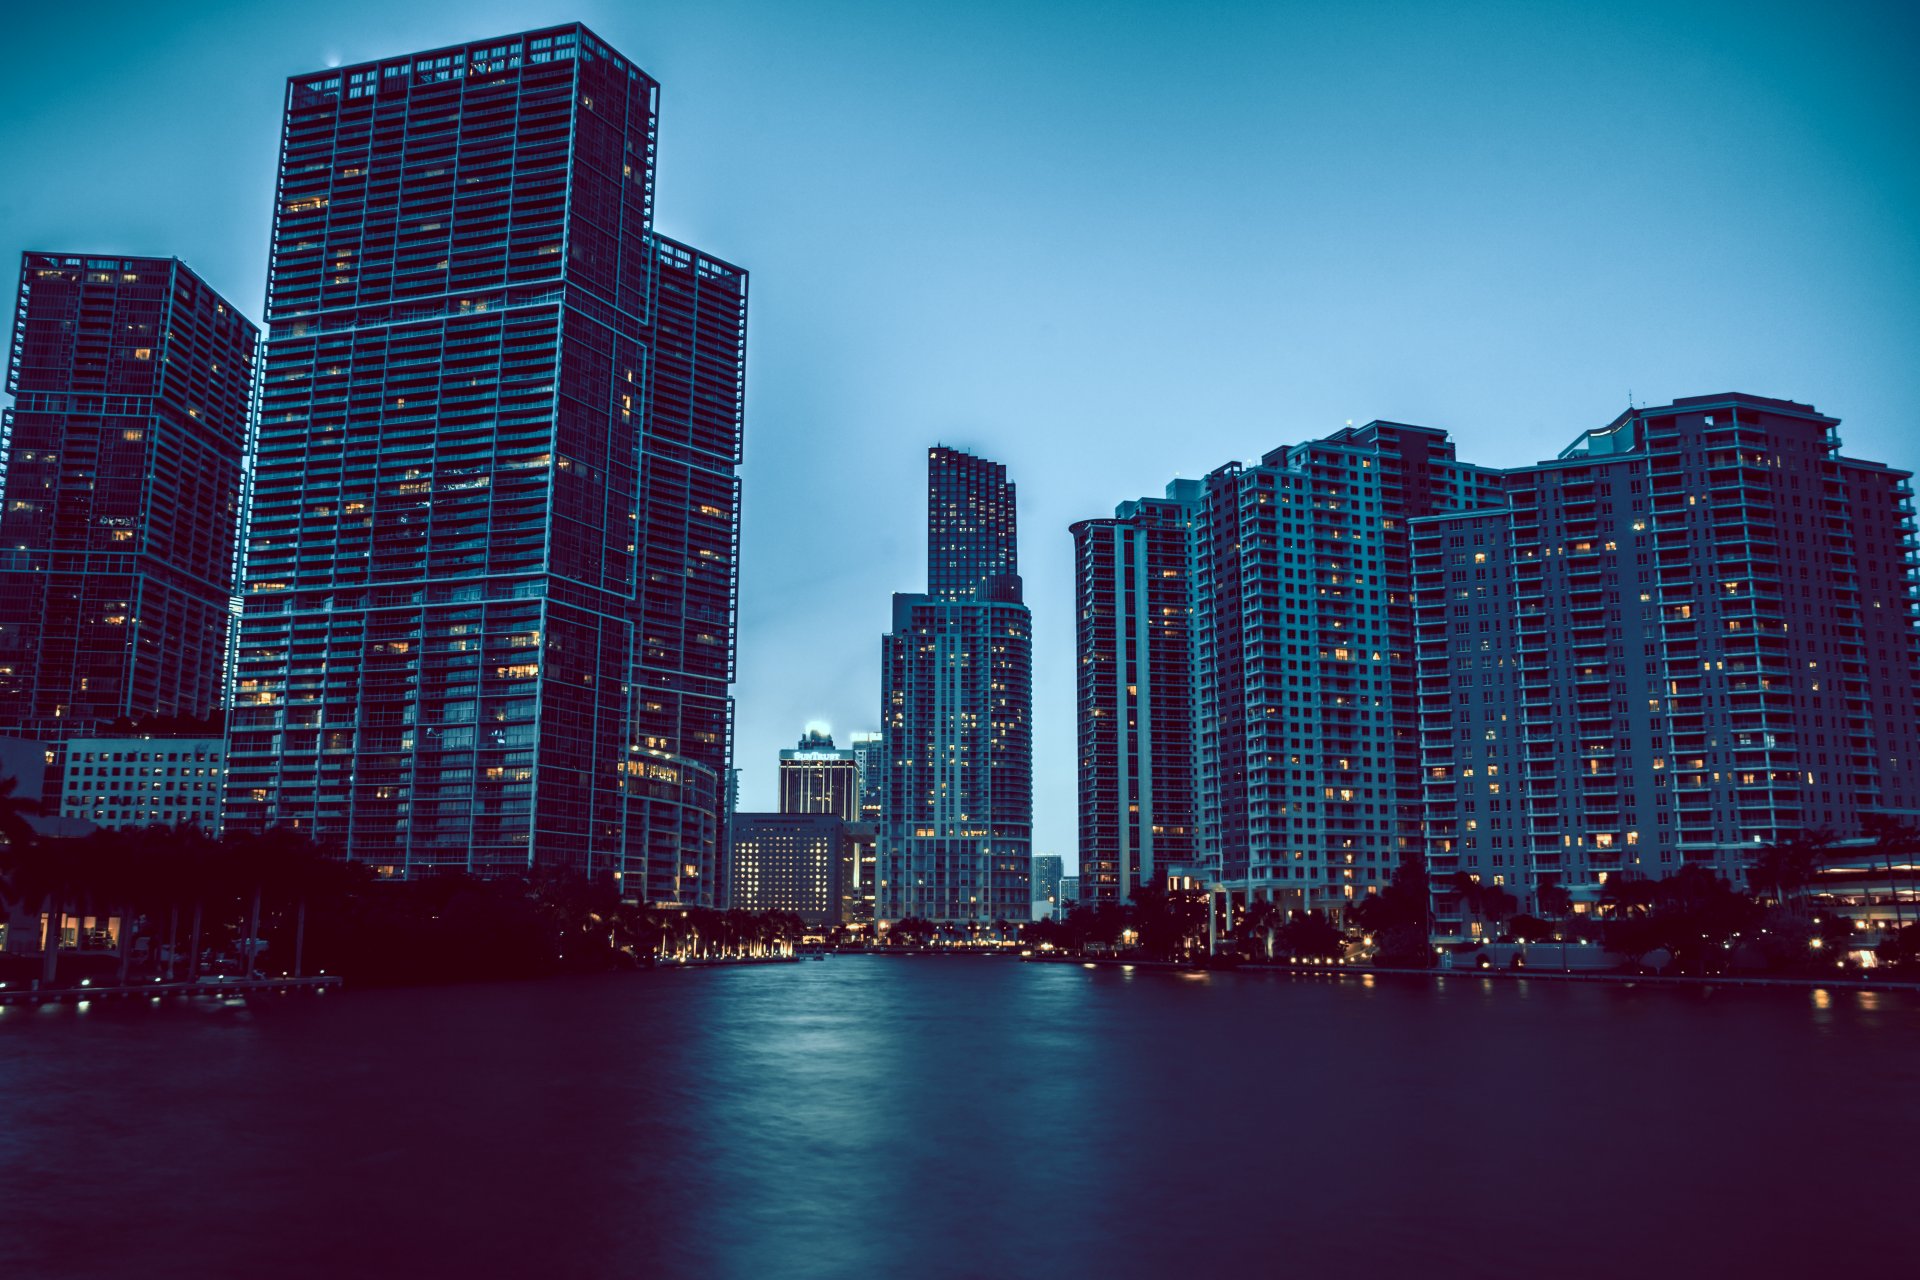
[3,956,1915,1278]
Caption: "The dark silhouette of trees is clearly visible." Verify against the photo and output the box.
[1746,829,1835,919]
[1349,856,1432,967]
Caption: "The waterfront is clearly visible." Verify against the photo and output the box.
[3,957,1916,1279]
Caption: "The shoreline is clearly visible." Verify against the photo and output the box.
[0,975,344,1006]
[1024,952,1920,994]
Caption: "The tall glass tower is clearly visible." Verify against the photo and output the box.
[879,448,1032,924]
[226,25,747,901]
[0,253,256,743]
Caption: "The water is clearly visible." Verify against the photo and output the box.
[3,958,1915,1278]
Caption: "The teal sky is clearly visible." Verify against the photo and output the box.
[4,0,1916,872]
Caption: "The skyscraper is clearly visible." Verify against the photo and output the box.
[1030,853,1063,918]
[879,448,1032,923]
[1195,422,1505,915]
[927,446,1018,602]
[1414,394,1920,937]
[779,728,860,821]
[849,729,884,822]
[1070,480,1203,907]
[0,253,257,745]
[224,25,747,902]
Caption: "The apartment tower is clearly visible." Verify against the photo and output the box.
[1413,394,1920,937]
[1196,422,1505,915]
[1069,479,1203,907]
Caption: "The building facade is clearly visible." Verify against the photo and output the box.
[1195,422,1505,916]
[1070,480,1203,907]
[1031,853,1063,918]
[223,25,747,902]
[1412,394,1920,936]
[0,254,256,746]
[59,736,226,832]
[779,728,860,821]
[878,448,1032,923]
[849,730,884,822]
[730,811,856,926]
[927,445,1017,603]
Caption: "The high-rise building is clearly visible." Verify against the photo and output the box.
[1058,875,1079,911]
[849,730,884,822]
[0,254,257,747]
[879,448,1032,923]
[224,25,747,902]
[1195,422,1505,915]
[779,728,860,821]
[1414,394,1920,937]
[1031,853,1063,918]
[927,446,1017,602]
[1070,479,1203,907]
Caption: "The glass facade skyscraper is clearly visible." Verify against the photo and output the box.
[879,448,1032,923]
[0,253,257,743]
[225,25,747,900]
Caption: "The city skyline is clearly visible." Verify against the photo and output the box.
[4,0,1918,873]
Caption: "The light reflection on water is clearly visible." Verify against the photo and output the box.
[2,957,1917,1279]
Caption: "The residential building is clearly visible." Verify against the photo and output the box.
[1412,394,1920,937]
[878,448,1032,923]
[1058,875,1079,911]
[222,25,747,902]
[1070,479,1203,906]
[1195,422,1505,916]
[779,728,860,821]
[0,254,256,751]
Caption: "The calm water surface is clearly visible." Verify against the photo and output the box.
[3,958,1916,1278]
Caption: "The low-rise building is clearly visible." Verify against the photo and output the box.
[59,736,225,833]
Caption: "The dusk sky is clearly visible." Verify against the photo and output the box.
[4,0,1916,871]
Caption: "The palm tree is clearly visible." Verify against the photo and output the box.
[1863,815,1919,939]
[1748,829,1834,919]
[1240,897,1283,960]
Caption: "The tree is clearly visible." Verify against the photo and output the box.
[0,774,39,856]
[1506,913,1554,944]
[1275,910,1345,960]
[1349,856,1431,967]
[1863,815,1919,939]
[1236,897,1284,961]
[1746,829,1835,919]
[1536,882,1573,922]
